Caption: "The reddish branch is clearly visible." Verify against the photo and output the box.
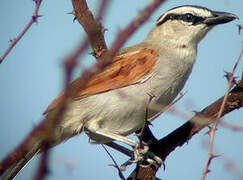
[32,38,91,180]
[30,1,112,179]
[0,0,43,64]
[71,0,108,58]
[109,0,167,58]
[201,49,243,180]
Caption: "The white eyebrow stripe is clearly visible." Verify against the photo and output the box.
[157,6,213,24]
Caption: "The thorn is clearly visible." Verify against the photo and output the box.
[236,24,243,35]
[108,164,116,168]
[224,71,238,86]
[204,126,217,135]
[9,38,16,43]
[224,71,232,80]
[204,129,210,136]
[32,15,43,23]
[102,28,108,35]
[147,121,153,126]
[232,77,238,85]
[162,163,166,171]
[192,110,200,115]
[206,169,211,174]
[211,154,221,159]
[224,71,235,82]
[207,125,213,132]
[73,16,77,22]
[67,11,74,15]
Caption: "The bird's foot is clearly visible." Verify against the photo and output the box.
[120,142,163,171]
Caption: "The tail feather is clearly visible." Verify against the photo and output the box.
[2,141,42,180]
[1,114,79,179]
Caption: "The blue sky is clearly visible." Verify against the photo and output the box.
[0,0,243,179]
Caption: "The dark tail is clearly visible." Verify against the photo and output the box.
[0,111,80,180]
[1,140,42,180]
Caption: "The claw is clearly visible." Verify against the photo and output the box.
[120,142,164,171]
[139,152,163,169]
[132,143,149,163]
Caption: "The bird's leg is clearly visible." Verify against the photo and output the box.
[105,142,133,157]
[90,129,138,147]
[134,94,163,168]
[87,94,162,169]
[104,142,134,171]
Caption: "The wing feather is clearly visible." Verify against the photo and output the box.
[44,49,158,114]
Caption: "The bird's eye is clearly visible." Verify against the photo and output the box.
[183,13,194,22]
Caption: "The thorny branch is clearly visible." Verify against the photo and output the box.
[23,1,112,179]
[0,0,43,64]
[71,0,108,59]
[102,145,125,180]
[33,37,91,180]
[109,0,168,58]
[201,49,243,180]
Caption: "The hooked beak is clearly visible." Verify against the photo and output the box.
[204,11,239,26]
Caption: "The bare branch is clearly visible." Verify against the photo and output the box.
[0,0,43,64]
[109,0,167,58]
[201,48,243,180]
[71,0,108,58]
[102,145,125,180]
[33,148,49,180]
[148,91,187,122]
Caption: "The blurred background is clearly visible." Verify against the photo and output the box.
[0,0,243,179]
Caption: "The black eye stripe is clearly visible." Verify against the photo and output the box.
[157,13,206,26]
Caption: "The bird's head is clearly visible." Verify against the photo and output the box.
[146,5,238,48]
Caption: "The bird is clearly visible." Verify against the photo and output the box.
[1,5,238,179]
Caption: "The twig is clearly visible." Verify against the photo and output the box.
[32,37,90,180]
[0,0,43,64]
[201,138,243,180]
[109,0,167,58]
[219,120,243,131]
[201,49,243,180]
[96,0,110,22]
[102,145,125,180]
[148,91,187,122]
[33,147,49,180]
